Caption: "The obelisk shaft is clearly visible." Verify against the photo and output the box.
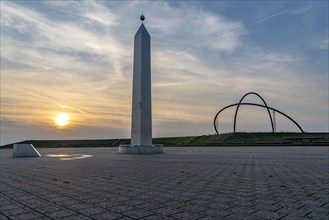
[118,16,163,154]
[131,23,152,146]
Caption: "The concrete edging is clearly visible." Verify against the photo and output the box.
[13,144,41,157]
[118,144,164,154]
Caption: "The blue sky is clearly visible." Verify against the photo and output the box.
[1,0,328,145]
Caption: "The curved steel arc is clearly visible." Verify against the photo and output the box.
[233,92,274,133]
[214,103,304,134]
[213,103,237,135]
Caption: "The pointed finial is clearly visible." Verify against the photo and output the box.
[140,14,145,22]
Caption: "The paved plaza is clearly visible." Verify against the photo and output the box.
[0,146,328,220]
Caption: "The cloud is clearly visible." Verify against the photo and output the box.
[1,1,130,74]
[311,39,329,50]
[193,12,245,53]
[81,4,117,26]
[289,3,314,15]
[0,1,328,145]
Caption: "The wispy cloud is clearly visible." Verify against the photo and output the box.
[311,39,329,50]
[290,3,314,15]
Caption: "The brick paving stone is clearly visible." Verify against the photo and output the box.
[0,214,10,220]
[36,204,63,214]
[108,204,136,213]
[135,202,165,210]
[306,210,329,220]
[60,214,94,220]
[47,209,79,218]
[32,217,52,220]
[141,213,175,219]
[7,212,44,220]
[0,146,328,219]
[153,206,184,216]
[98,201,123,209]
[123,209,155,219]
[123,198,145,206]
[92,211,124,220]
[69,202,92,211]
[78,207,108,216]
[169,210,207,219]
[0,203,24,211]
[1,208,30,216]
[179,204,210,213]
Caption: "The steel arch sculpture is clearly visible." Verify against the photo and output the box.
[234,92,274,133]
[214,92,304,134]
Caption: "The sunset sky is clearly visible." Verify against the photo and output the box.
[1,1,328,145]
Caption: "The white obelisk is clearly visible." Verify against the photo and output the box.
[119,15,163,154]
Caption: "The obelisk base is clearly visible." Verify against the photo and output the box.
[118,144,164,154]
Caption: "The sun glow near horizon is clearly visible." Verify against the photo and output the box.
[54,113,70,128]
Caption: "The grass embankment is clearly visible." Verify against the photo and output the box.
[154,132,329,146]
[1,132,328,149]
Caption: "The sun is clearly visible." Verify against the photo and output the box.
[54,113,70,127]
